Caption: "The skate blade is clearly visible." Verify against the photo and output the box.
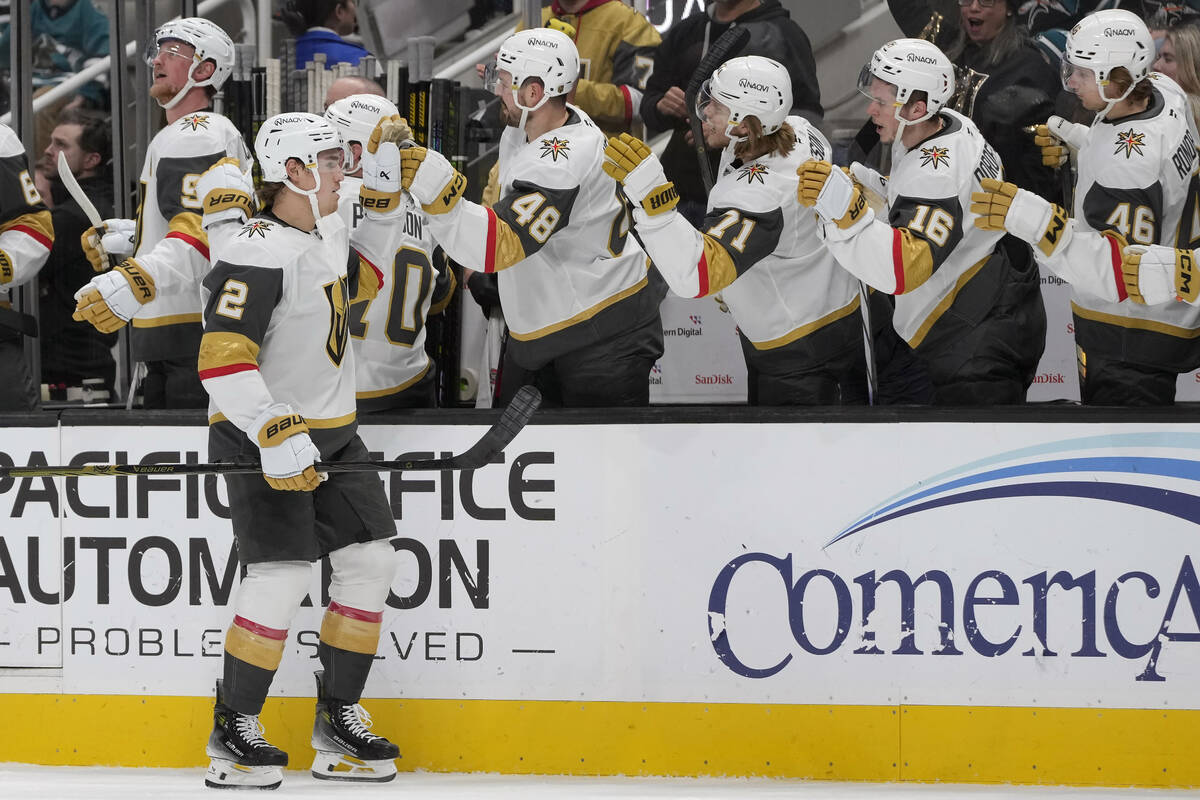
[310,751,397,782]
[204,758,283,790]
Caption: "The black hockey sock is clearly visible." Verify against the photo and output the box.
[221,615,287,715]
[318,601,383,703]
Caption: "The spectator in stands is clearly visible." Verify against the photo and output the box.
[1153,20,1200,129]
[955,0,1061,200]
[39,108,117,398]
[283,0,371,68]
[324,74,385,108]
[640,0,822,225]
[0,0,110,156]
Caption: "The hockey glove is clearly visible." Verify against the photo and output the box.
[360,114,414,216]
[971,178,1070,258]
[1122,245,1200,305]
[400,145,467,216]
[849,161,888,208]
[81,218,136,273]
[249,403,323,492]
[198,157,256,229]
[797,160,869,232]
[72,259,156,333]
[0,248,11,283]
[602,133,679,217]
[1031,115,1089,169]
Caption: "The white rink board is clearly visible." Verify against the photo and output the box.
[0,422,1198,709]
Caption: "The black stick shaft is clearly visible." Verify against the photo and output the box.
[0,386,542,479]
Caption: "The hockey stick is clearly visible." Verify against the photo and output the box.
[684,25,750,193]
[57,150,104,228]
[0,385,542,479]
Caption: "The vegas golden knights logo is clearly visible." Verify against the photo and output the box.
[323,277,350,366]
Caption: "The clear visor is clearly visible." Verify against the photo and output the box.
[1060,61,1094,93]
[857,65,899,107]
[694,80,732,130]
[144,39,194,69]
[315,147,345,173]
[483,61,511,95]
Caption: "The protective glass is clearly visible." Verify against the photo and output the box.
[856,65,898,107]
[694,80,731,131]
[483,61,511,95]
[1060,60,1094,93]
[144,39,194,68]
[315,147,345,173]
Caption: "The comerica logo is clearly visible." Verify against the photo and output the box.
[708,554,1200,682]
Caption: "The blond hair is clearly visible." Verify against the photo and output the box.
[734,119,796,161]
[1167,23,1200,129]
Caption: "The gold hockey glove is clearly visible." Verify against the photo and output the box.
[971,178,1070,258]
[603,133,679,217]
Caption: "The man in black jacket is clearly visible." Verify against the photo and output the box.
[40,108,117,398]
[640,0,822,224]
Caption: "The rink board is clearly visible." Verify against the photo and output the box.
[0,419,1198,787]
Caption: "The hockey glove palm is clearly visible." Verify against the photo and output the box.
[198,157,256,229]
[602,133,679,217]
[1122,245,1200,305]
[250,404,323,492]
[72,260,156,333]
[80,218,136,273]
[797,160,869,231]
[970,178,1070,258]
[400,145,467,216]
[360,115,414,216]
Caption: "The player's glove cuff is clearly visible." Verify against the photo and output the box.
[603,133,678,216]
[0,248,12,284]
[1122,244,1200,305]
[401,146,466,215]
[970,178,1070,258]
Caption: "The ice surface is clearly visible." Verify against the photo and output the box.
[0,764,1195,800]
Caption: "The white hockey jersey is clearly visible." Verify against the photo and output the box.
[820,109,1007,348]
[426,104,660,367]
[339,178,455,410]
[198,212,378,458]
[636,117,862,357]
[0,123,53,300]
[1042,74,1200,372]
[129,111,250,361]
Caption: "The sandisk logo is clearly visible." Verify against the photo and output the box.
[1104,27,1136,36]
[906,54,938,64]
[739,79,770,92]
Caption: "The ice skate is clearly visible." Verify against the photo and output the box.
[310,670,399,782]
[204,680,288,790]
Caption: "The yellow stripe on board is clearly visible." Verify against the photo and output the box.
[0,696,1196,788]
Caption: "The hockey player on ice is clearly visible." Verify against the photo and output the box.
[397,27,665,407]
[972,9,1200,405]
[73,17,251,408]
[799,38,1046,405]
[194,112,402,789]
[602,55,873,405]
[324,93,457,410]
